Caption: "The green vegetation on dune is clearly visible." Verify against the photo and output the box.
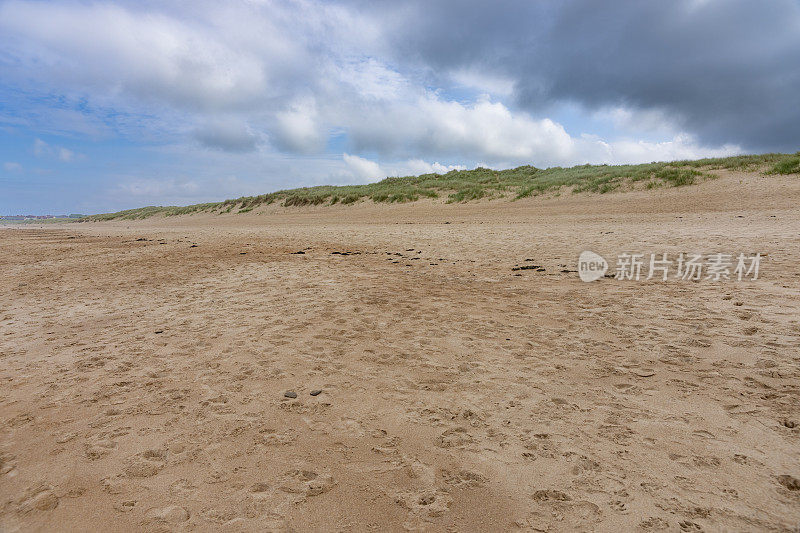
[79,151,800,221]
[82,203,221,221]
[768,156,800,175]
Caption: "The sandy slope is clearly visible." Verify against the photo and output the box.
[2,171,800,532]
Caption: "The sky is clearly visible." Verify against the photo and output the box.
[1,0,799,214]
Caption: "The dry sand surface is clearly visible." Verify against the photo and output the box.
[2,172,800,532]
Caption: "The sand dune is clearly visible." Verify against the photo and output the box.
[2,172,800,531]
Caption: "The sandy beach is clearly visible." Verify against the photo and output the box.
[2,171,800,531]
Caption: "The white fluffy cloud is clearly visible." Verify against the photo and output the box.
[342,153,383,181]
[0,1,275,110]
[579,134,740,165]
[402,160,466,175]
[274,99,325,154]
[339,95,738,168]
[337,154,468,184]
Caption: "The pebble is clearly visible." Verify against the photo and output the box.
[310,390,322,396]
[284,391,297,398]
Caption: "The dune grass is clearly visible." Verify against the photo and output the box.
[768,156,800,175]
[79,151,800,221]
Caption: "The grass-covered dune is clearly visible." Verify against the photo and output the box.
[80,151,800,221]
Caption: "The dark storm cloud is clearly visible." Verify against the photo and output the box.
[356,0,800,151]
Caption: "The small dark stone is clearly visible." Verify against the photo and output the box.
[190,244,198,248]
[310,390,322,396]
[240,252,247,255]
[154,330,163,334]
[284,391,297,398]
[291,251,305,254]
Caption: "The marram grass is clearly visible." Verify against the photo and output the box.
[79,151,799,221]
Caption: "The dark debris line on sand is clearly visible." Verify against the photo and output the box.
[511,265,545,272]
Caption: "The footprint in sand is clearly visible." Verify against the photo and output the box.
[279,468,335,498]
[527,491,601,531]
[169,478,198,498]
[101,476,129,495]
[0,452,18,478]
[638,516,671,530]
[259,429,296,446]
[532,489,572,502]
[440,468,487,488]
[248,482,272,497]
[85,435,117,460]
[123,449,168,478]
[113,500,137,513]
[54,431,78,444]
[435,427,474,448]
[777,474,800,492]
[144,505,190,525]
[14,484,59,514]
[394,489,452,520]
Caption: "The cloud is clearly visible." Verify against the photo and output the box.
[343,153,383,181]
[274,99,325,154]
[344,95,575,165]
[58,147,74,162]
[3,162,23,172]
[449,69,514,97]
[0,1,274,111]
[341,94,740,167]
[401,160,465,175]
[573,134,740,166]
[4,0,778,161]
[32,138,48,157]
[116,178,199,198]
[0,0,795,215]
[32,138,79,162]
[194,119,258,152]
[359,0,800,151]
[332,154,468,184]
